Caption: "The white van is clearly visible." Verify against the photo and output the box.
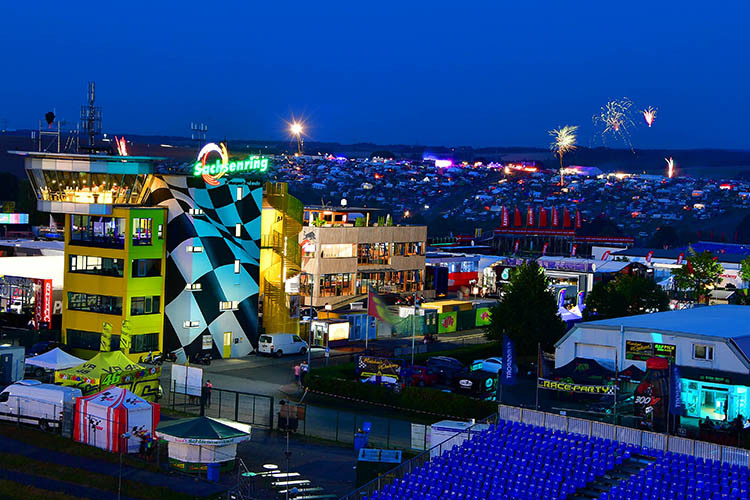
[257,333,308,357]
[0,380,82,430]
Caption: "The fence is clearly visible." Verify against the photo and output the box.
[340,413,500,500]
[274,401,430,452]
[498,404,750,466]
[168,381,274,428]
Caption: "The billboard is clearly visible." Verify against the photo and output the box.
[625,340,676,362]
[438,311,457,334]
[475,307,492,326]
[357,356,402,381]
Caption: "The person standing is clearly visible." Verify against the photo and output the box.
[294,364,301,387]
[205,380,213,407]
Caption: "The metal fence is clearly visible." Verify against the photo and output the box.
[274,401,430,452]
[168,381,274,428]
[339,414,500,500]
[498,404,750,466]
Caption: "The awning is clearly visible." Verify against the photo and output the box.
[25,348,85,370]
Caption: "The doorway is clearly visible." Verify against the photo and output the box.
[223,332,232,359]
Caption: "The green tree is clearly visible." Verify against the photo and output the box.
[483,262,566,354]
[672,248,724,304]
[584,274,669,320]
[740,257,750,284]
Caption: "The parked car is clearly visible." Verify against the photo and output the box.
[24,363,51,379]
[0,380,81,430]
[473,357,519,375]
[426,356,465,384]
[408,365,439,387]
[258,333,308,357]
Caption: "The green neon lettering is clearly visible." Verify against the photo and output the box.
[229,162,236,172]
[260,159,268,171]
[193,155,272,177]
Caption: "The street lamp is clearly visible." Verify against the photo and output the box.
[290,122,304,155]
[118,431,132,500]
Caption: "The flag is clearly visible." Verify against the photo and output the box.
[676,252,684,266]
[513,240,520,254]
[552,207,559,227]
[542,242,549,255]
[646,250,654,263]
[502,206,509,227]
[501,337,516,386]
[368,287,397,324]
[577,291,585,311]
[601,250,611,260]
[575,210,582,229]
[100,321,113,352]
[120,319,132,354]
[514,207,522,227]
[563,207,571,228]
[526,206,534,226]
[557,289,567,309]
[571,244,577,256]
[539,207,547,227]
[670,363,682,414]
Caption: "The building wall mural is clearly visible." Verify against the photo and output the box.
[148,175,262,359]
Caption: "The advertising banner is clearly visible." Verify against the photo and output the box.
[438,311,457,334]
[670,363,682,414]
[475,307,492,326]
[625,340,676,362]
[501,338,516,386]
[537,378,615,395]
[171,364,203,397]
[357,356,402,381]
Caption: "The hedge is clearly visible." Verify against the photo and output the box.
[306,342,501,419]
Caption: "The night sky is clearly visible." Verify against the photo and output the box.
[1,1,749,149]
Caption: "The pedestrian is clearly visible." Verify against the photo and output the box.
[205,379,213,407]
[300,361,309,387]
[294,364,301,387]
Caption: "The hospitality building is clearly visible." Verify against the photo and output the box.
[15,146,288,361]
[299,210,427,308]
[555,306,750,423]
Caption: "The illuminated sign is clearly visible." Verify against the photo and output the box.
[537,378,615,395]
[0,213,29,224]
[193,142,269,186]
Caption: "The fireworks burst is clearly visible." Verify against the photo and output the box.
[549,125,578,186]
[666,157,675,179]
[593,98,635,149]
[643,106,657,127]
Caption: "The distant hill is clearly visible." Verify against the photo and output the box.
[2,130,749,180]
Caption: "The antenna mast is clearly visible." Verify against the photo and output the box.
[80,81,102,149]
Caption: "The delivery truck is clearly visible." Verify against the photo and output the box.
[0,380,81,430]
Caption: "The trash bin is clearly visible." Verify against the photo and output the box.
[354,432,369,453]
[206,462,220,482]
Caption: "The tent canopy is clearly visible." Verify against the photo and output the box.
[554,357,615,384]
[26,348,85,370]
[57,350,143,381]
[157,416,250,445]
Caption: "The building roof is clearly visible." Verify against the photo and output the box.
[581,305,750,340]
[613,247,747,264]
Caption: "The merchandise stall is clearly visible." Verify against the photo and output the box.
[156,416,251,473]
[55,350,161,401]
[74,386,160,453]
[26,348,85,371]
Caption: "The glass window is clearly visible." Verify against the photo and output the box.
[219,301,238,311]
[70,216,126,248]
[185,283,202,291]
[69,255,124,277]
[186,245,203,253]
[158,224,163,240]
[357,243,391,265]
[319,273,355,297]
[132,218,152,245]
[183,321,200,328]
[67,292,122,315]
[236,187,243,200]
[234,260,241,274]
[130,333,159,353]
[130,296,160,316]
[300,273,313,296]
[694,344,714,360]
[235,223,242,237]
[66,329,120,351]
[132,259,162,278]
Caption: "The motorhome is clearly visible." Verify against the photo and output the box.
[0,380,81,430]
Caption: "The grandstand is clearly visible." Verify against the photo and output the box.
[360,418,750,500]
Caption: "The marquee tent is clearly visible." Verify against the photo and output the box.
[74,386,160,453]
[26,348,85,370]
[55,350,161,401]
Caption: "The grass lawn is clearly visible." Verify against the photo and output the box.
[0,480,91,500]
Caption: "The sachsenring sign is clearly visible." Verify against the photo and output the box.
[537,378,615,395]
[193,142,269,186]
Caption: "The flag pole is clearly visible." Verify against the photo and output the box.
[535,342,540,410]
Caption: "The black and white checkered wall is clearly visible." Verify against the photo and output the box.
[148,175,262,358]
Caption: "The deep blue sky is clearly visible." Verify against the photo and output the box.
[2,1,749,149]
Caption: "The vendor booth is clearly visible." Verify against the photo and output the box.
[55,350,161,401]
[74,386,160,453]
[156,416,251,474]
[26,348,85,371]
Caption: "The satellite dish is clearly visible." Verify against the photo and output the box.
[340,198,348,207]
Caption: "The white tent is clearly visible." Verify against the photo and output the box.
[25,348,85,370]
